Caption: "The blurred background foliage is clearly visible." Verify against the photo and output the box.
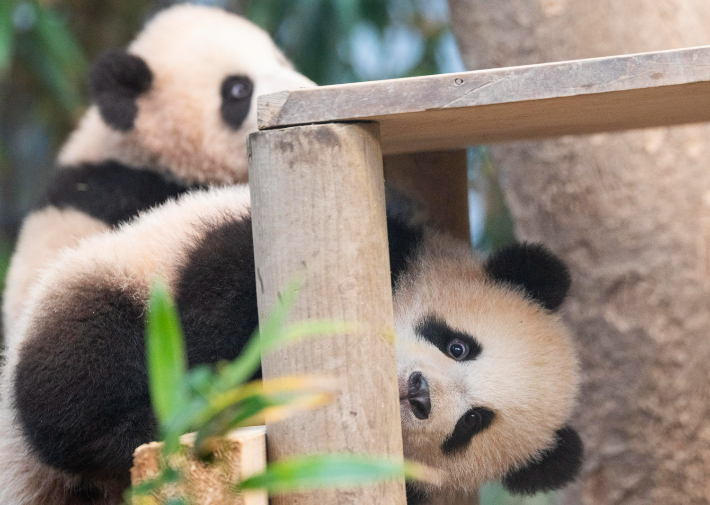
[0,0,519,502]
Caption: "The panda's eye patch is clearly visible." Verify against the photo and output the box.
[220,75,254,129]
[416,315,482,362]
[441,407,495,455]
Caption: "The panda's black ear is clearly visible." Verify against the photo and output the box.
[502,426,583,496]
[484,242,571,311]
[89,49,153,131]
[385,187,425,288]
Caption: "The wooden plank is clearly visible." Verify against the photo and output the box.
[248,123,406,505]
[130,426,267,505]
[384,150,470,243]
[259,46,710,153]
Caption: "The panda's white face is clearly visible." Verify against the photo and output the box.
[393,246,579,493]
[59,4,314,184]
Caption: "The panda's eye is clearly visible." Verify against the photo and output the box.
[464,410,481,427]
[222,75,253,101]
[447,339,469,360]
[220,75,254,130]
[229,81,250,100]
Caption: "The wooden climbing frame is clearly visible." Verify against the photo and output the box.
[135,45,710,505]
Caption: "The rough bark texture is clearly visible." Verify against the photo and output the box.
[448,1,710,504]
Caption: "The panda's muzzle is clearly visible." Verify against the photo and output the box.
[406,372,431,420]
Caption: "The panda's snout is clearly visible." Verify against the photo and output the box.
[407,372,431,420]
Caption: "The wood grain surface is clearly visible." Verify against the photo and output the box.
[248,123,407,505]
[259,46,710,153]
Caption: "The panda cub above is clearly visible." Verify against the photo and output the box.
[1,3,313,342]
[2,184,582,504]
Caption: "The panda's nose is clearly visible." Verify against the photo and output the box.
[408,372,431,420]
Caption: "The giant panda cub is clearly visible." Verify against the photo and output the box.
[1,3,313,342]
[1,184,582,504]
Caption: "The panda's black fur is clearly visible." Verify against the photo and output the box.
[89,49,154,132]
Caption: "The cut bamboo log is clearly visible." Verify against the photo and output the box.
[130,426,267,505]
[248,122,407,505]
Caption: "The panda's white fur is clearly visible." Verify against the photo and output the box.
[1,184,581,504]
[1,4,314,341]
[2,208,108,343]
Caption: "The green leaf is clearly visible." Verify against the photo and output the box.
[0,238,13,293]
[0,0,14,72]
[213,277,302,390]
[237,454,428,493]
[22,35,84,113]
[34,4,87,79]
[212,313,353,393]
[146,279,188,428]
[193,377,335,458]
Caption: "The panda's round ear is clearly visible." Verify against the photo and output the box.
[502,425,583,496]
[89,49,153,131]
[484,242,571,311]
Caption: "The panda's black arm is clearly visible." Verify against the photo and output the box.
[41,160,199,227]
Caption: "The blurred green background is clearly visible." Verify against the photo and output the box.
[0,0,522,502]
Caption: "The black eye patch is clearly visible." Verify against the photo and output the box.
[220,75,254,130]
[441,407,495,455]
[415,315,482,362]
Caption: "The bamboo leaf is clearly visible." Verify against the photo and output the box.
[23,36,83,112]
[193,376,336,458]
[147,279,188,428]
[213,278,301,389]
[34,4,87,78]
[0,0,14,72]
[237,454,436,493]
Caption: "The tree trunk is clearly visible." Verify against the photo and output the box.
[448,1,710,504]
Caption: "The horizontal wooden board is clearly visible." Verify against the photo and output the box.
[258,46,710,154]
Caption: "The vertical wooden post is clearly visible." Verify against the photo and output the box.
[248,123,407,505]
[383,150,470,244]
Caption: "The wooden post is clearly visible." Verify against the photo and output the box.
[383,150,470,243]
[248,123,407,505]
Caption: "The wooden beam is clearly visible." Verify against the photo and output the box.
[248,123,406,505]
[258,46,710,153]
[131,426,267,505]
[384,150,470,243]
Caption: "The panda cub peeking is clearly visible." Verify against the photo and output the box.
[393,233,582,502]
